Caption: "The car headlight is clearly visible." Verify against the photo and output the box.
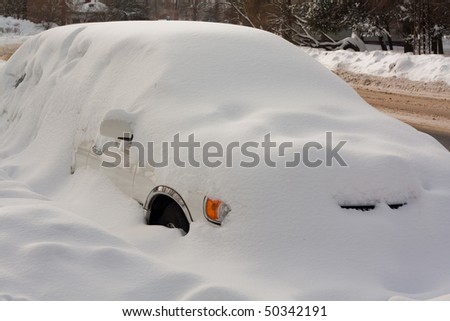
[204,197,231,225]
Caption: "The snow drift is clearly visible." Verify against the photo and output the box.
[0,16,45,37]
[0,21,450,300]
[0,16,46,61]
[305,47,450,86]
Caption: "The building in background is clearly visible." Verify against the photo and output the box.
[66,0,108,23]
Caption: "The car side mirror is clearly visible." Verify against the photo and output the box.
[99,111,134,141]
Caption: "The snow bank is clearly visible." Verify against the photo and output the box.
[0,16,46,59]
[304,47,450,85]
[1,21,450,300]
[0,16,45,37]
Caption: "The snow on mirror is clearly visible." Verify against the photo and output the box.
[99,109,135,141]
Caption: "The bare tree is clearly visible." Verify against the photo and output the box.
[266,1,365,50]
[224,0,276,29]
[106,0,147,20]
[1,0,27,19]
[27,0,66,26]
[399,0,449,54]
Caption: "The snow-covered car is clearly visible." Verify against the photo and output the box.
[52,21,447,236]
[2,21,450,299]
[74,115,228,234]
[12,21,446,233]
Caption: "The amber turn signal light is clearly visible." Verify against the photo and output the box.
[204,197,231,224]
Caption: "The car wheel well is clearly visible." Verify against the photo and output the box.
[146,191,190,234]
[148,194,173,220]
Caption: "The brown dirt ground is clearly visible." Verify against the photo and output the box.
[334,70,450,150]
[0,43,20,61]
[355,88,450,132]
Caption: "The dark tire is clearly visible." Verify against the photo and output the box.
[147,195,190,234]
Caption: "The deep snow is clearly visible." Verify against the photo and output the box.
[0,15,45,46]
[305,47,450,85]
[0,16,45,37]
[0,21,450,300]
[0,16,46,61]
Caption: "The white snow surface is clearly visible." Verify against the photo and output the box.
[0,21,450,300]
[0,16,45,37]
[304,47,450,85]
[0,16,46,54]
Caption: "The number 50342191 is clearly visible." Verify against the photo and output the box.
[264,305,327,317]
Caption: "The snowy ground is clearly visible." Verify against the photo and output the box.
[303,38,450,150]
[0,16,46,60]
[0,16,45,36]
[304,47,450,85]
[1,21,450,301]
[366,38,450,56]
[332,69,450,100]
